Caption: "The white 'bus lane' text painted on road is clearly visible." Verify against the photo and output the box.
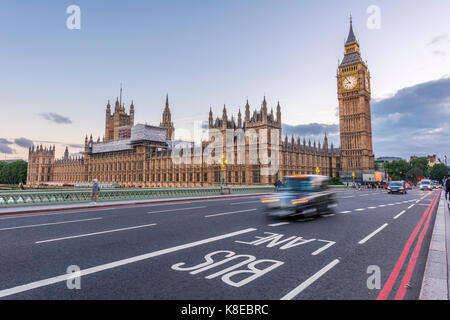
[171,250,284,287]
[235,232,336,254]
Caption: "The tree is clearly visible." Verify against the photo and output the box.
[329,177,344,185]
[406,167,423,184]
[0,160,28,185]
[410,158,430,178]
[429,163,449,182]
[385,160,411,181]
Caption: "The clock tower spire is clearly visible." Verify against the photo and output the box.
[337,17,374,176]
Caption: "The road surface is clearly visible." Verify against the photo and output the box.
[0,188,441,300]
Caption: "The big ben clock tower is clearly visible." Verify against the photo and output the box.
[337,17,374,175]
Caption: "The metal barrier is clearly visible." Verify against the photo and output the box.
[0,186,275,208]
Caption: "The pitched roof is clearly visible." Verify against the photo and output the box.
[345,20,357,46]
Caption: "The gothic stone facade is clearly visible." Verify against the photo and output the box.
[28,95,340,187]
[27,20,373,187]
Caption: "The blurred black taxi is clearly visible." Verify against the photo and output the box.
[262,175,337,218]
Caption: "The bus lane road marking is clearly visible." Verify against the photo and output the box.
[0,227,258,298]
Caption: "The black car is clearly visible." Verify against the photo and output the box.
[387,181,407,194]
[262,175,337,218]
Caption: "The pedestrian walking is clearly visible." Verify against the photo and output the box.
[275,179,283,192]
[445,176,450,201]
[91,179,100,204]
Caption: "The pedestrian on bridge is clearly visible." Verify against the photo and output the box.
[445,176,450,201]
[91,179,100,204]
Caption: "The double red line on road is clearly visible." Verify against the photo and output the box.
[377,191,441,300]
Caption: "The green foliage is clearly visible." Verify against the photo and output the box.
[329,177,344,185]
[429,163,449,182]
[406,167,423,183]
[384,160,411,181]
[0,160,28,185]
[410,157,430,177]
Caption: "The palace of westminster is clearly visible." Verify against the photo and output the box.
[26,20,375,187]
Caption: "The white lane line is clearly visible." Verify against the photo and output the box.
[0,196,264,220]
[342,196,355,199]
[311,240,336,256]
[379,205,386,207]
[230,201,261,205]
[368,207,377,209]
[355,208,366,211]
[358,223,389,244]
[280,259,340,300]
[0,217,102,231]
[35,223,157,244]
[204,209,257,218]
[387,203,395,206]
[340,211,352,213]
[147,206,206,214]
[407,204,415,209]
[0,228,257,298]
[268,222,290,227]
[393,210,406,220]
[0,209,115,220]
[360,194,370,197]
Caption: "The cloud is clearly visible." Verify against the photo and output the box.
[0,143,15,154]
[433,50,447,57]
[68,144,84,149]
[39,113,72,124]
[428,34,450,46]
[371,76,450,158]
[0,138,15,154]
[0,138,13,145]
[14,137,34,148]
[381,112,407,123]
[281,77,450,159]
[282,123,339,137]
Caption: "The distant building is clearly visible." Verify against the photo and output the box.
[376,157,403,163]
[410,154,441,166]
[0,159,24,163]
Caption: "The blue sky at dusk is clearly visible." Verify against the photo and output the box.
[1,0,449,161]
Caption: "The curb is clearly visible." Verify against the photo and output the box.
[0,192,273,216]
[419,192,449,300]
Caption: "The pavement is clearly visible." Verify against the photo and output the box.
[0,187,445,300]
[419,191,449,299]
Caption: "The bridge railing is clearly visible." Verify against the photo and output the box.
[0,186,275,208]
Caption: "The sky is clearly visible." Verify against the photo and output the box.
[0,0,449,162]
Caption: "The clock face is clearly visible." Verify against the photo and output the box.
[342,75,357,90]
